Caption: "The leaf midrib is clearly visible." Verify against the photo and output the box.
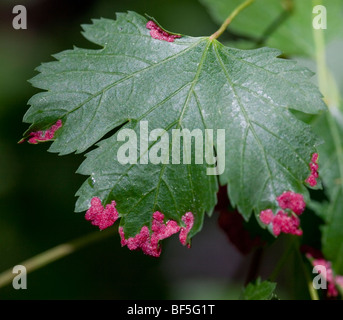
[213,42,277,210]
[151,40,212,214]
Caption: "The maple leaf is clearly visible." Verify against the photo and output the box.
[22,12,326,253]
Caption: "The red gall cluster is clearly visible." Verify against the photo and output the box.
[85,196,194,257]
[260,191,306,236]
[85,197,118,230]
[21,119,62,144]
[179,212,194,248]
[260,209,302,236]
[146,21,181,42]
[276,191,306,215]
[303,246,343,298]
[119,211,194,257]
[306,153,319,187]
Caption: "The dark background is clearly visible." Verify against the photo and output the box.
[0,0,304,299]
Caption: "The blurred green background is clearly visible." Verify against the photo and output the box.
[0,0,337,300]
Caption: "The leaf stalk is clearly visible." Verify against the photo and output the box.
[210,0,255,40]
[0,228,115,288]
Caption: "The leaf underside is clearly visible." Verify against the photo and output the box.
[23,12,325,239]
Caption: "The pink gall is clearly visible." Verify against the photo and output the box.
[306,153,319,187]
[127,227,150,251]
[276,191,306,215]
[260,209,274,225]
[22,120,62,144]
[146,20,181,42]
[312,153,319,163]
[306,175,317,187]
[179,212,194,248]
[303,247,343,298]
[259,209,302,237]
[85,197,118,231]
[274,210,302,236]
[312,259,338,297]
[150,211,180,248]
[119,211,192,257]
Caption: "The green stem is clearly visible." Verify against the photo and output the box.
[282,0,294,11]
[312,0,329,103]
[269,238,294,282]
[312,0,343,300]
[245,247,264,285]
[210,0,255,40]
[294,244,320,300]
[312,0,341,110]
[314,13,343,200]
[0,228,116,288]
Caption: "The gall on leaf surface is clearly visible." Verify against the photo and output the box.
[22,12,326,244]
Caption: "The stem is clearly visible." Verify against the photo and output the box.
[245,247,264,286]
[0,228,116,288]
[312,0,329,104]
[295,245,320,300]
[269,238,294,282]
[313,1,343,286]
[311,0,343,300]
[282,0,294,11]
[312,0,343,194]
[210,0,255,40]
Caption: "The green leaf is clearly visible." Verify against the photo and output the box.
[241,278,277,300]
[200,0,343,57]
[313,111,343,274]
[22,12,325,243]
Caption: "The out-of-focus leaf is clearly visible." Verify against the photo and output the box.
[200,0,343,57]
[241,277,277,300]
[313,110,343,274]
